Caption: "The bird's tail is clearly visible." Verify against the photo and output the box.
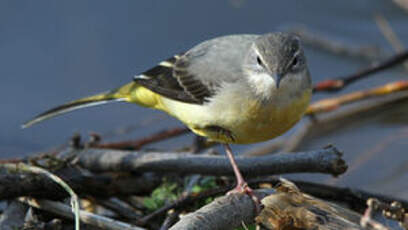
[22,82,145,128]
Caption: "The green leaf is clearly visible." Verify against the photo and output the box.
[143,182,180,211]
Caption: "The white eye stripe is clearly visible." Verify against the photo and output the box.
[135,74,150,79]
[253,48,267,68]
[159,61,174,68]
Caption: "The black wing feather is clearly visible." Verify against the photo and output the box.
[133,54,213,104]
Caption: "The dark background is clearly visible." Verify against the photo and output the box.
[1,1,407,198]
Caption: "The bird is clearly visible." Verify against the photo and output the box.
[23,32,312,200]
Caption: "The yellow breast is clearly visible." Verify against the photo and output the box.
[165,89,311,144]
[126,82,312,145]
[231,90,312,143]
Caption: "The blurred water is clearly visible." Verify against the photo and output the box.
[1,1,407,197]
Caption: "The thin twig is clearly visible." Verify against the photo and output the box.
[2,163,80,230]
[94,127,189,150]
[375,14,405,51]
[18,197,146,230]
[98,198,142,221]
[375,13,408,72]
[313,51,408,93]
[307,80,408,115]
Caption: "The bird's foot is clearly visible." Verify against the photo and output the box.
[227,181,261,213]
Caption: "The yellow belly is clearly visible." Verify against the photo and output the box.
[125,82,312,144]
[191,90,312,144]
[160,90,311,144]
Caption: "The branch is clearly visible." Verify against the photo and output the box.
[75,146,347,177]
[170,190,273,230]
[0,166,161,200]
[307,80,408,115]
[98,198,142,221]
[94,127,189,150]
[375,13,408,73]
[313,50,408,93]
[18,197,146,230]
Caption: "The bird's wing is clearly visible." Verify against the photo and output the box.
[134,54,213,104]
[134,34,258,104]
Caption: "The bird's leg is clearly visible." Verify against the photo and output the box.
[224,144,248,192]
[224,144,261,211]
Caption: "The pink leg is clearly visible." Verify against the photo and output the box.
[224,144,261,211]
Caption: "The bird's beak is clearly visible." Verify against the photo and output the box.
[276,73,283,89]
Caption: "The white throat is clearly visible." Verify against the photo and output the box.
[247,72,277,100]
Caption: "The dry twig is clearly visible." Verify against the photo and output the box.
[19,197,146,230]
[307,80,408,115]
[313,51,408,93]
[75,146,347,177]
[0,166,161,200]
[94,127,189,150]
[170,190,273,230]
[375,14,408,72]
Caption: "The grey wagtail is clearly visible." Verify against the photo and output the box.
[23,32,312,197]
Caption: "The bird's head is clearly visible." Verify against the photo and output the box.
[244,32,311,101]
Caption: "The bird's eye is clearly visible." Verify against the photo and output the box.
[256,56,263,66]
[291,56,300,69]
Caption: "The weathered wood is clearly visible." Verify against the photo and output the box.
[170,190,272,230]
[75,146,347,177]
[0,166,160,200]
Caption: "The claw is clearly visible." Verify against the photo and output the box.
[227,182,261,213]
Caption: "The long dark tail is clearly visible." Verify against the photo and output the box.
[22,82,138,128]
